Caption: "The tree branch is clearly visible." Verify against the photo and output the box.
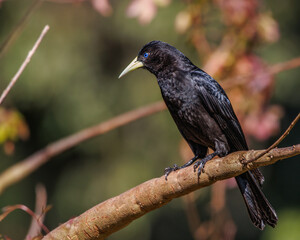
[0,101,166,194]
[42,144,300,240]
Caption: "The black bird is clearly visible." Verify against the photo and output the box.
[119,40,278,229]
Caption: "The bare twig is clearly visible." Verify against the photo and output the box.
[0,25,50,105]
[42,144,300,240]
[242,113,300,164]
[0,101,166,195]
[0,0,43,59]
[26,184,49,239]
[269,57,300,74]
[0,204,49,234]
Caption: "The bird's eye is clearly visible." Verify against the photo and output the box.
[143,53,149,58]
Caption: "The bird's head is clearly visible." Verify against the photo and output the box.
[119,41,190,78]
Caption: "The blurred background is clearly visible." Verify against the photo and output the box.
[0,0,299,239]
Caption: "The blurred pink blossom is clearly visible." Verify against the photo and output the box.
[214,0,257,26]
[175,10,192,34]
[126,0,171,25]
[258,13,280,43]
[243,105,284,140]
[234,55,273,94]
[91,0,112,16]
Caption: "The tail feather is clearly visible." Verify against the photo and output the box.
[235,172,278,229]
[250,169,265,187]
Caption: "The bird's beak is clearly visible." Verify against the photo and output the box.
[118,57,144,79]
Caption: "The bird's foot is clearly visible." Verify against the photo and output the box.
[193,151,219,178]
[164,164,179,180]
[164,155,201,180]
[193,158,209,178]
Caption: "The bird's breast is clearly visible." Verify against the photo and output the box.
[158,77,197,108]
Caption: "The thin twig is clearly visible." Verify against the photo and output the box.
[0,25,50,105]
[0,204,49,234]
[26,184,49,239]
[242,113,300,164]
[269,57,300,74]
[0,0,43,59]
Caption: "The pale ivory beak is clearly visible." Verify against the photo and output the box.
[118,57,144,78]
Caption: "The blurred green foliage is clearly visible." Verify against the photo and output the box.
[0,108,28,144]
[262,209,300,240]
[0,0,299,239]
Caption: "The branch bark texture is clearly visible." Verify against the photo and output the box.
[43,144,300,240]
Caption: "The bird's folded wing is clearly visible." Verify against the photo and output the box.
[192,71,248,151]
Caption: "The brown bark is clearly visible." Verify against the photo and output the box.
[43,144,300,240]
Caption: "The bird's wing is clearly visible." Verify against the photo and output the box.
[192,70,248,151]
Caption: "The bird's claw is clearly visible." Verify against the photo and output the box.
[164,164,179,180]
[193,160,206,178]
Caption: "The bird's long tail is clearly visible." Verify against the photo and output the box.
[235,172,278,230]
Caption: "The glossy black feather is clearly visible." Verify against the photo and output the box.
[131,40,277,229]
[191,69,248,152]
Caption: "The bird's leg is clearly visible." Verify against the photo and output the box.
[164,155,200,180]
[193,151,219,178]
